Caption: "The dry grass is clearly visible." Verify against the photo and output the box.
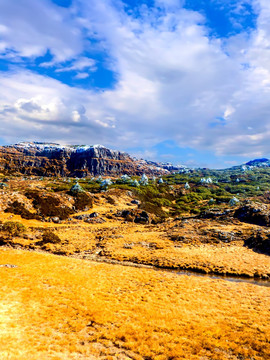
[1,181,270,359]
[1,207,270,278]
[0,248,269,360]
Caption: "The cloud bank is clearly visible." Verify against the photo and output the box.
[1,0,270,164]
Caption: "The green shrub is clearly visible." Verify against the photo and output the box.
[213,196,231,204]
[49,183,71,192]
[2,221,26,236]
[156,198,172,207]
[80,183,102,193]
[139,201,168,217]
[190,208,200,215]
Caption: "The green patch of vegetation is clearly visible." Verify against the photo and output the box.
[48,183,71,192]
[2,221,26,236]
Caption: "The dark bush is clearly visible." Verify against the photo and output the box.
[5,201,41,220]
[214,196,231,204]
[49,183,71,192]
[73,192,93,210]
[25,190,74,219]
[81,183,102,193]
[40,230,61,244]
[190,208,200,215]
[2,221,26,236]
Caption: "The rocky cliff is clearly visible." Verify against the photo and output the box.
[0,142,167,177]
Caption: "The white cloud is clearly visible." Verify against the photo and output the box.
[54,57,97,72]
[0,0,82,62]
[1,0,270,161]
[0,70,114,144]
[74,72,90,79]
[224,105,235,120]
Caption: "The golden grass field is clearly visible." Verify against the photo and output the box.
[0,248,269,360]
[1,207,269,279]
[0,182,270,359]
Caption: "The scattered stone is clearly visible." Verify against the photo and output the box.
[110,235,124,239]
[116,209,151,223]
[0,264,18,268]
[200,208,234,219]
[84,217,106,224]
[134,211,150,224]
[123,243,134,249]
[74,213,99,220]
[170,235,187,242]
[89,212,99,218]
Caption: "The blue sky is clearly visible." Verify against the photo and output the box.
[1,0,270,168]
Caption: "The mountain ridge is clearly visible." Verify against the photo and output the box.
[1,142,270,177]
[0,142,170,177]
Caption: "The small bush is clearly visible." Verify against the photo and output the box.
[139,201,168,217]
[81,183,102,193]
[49,183,71,192]
[5,201,40,220]
[2,221,26,236]
[41,231,61,244]
[74,192,93,210]
[214,196,231,204]
[25,190,74,219]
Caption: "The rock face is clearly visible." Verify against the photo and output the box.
[244,231,270,255]
[234,202,270,227]
[0,142,167,177]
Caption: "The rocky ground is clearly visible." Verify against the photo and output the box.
[0,177,269,279]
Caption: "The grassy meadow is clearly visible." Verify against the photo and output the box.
[0,248,270,360]
[0,172,270,359]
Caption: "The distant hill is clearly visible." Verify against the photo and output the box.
[245,158,270,167]
[0,142,171,177]
[1,141,270,177]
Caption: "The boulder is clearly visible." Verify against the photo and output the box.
[244,231,270,255]
[116,209,151,224]
[131,199,140,205]
[234,202,270,226]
